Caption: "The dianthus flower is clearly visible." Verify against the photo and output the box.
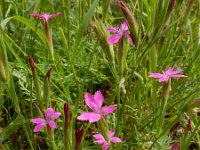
[31,108,61,132]
[149,67,187,82]
[107,22,134,46]
[77,91,116,123]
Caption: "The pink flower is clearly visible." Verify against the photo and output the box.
[149,67,187,82]
[93,130,121,150]
[171,143,179,150]
[77,91,116,123]
[31,108,61,132]
[33,12,61,24]
[107,22,134,46]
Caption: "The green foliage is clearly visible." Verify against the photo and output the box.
[0,0,200,149]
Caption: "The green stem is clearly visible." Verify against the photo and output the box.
[158,80,171,134]
[47,127,57,150]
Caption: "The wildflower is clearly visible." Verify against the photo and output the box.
[32,12,61,61]
[31,108,61,132]
[93,130,121,150]
[107,22,134,46]
[32,12,61,25]
[149,67,187,82]
[77,91,116,123]
[171,143,179,150]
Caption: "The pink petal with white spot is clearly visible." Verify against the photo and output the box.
[102,142,109,150]
[84,92,97,111]
[120,22,128,31]
[108,34,121,45]
[94,91,104,108]
[109,130,115,137]
[33,124,46,132]
[48,120,57,128]
[101,105,116,115]
[88,113,101,123]
[107,27,118,32]
[158,77,169,82]
[45,108,54,118]
[77,112,93,121]
[110,137,122,143]
[149,73,165,78]
[53,112,61,119]
[93,133,105,141]
[170,75,187,78]
[31,118,46,124]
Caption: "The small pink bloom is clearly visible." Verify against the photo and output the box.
[77,91,116,123]
[32,12,61,24]
[171,143,179,150]
[93,130,121,150]
[31,108,61,132]
[149,67,187,82]
[107,22,134,47]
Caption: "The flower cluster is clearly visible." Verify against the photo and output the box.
[77,91,121,150]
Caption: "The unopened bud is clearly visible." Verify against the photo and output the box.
[171,143,179,150]
[186,119,192,132]
[75,128,84,150]
[28,56,35,75]
[166,0,176,19]
[119,0,138,45]
[64,103,71,128]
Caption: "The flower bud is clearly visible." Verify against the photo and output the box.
[28,56,35,75]
[118,1,138,45]
[171,143,179,150]
[64,103,71,128]
[28,56,42,102]
[166,0,176,20]
[75,128,84,150]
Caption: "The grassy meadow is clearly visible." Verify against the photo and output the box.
[0,0,200,149]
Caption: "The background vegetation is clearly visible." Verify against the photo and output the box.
[0,0,200,149]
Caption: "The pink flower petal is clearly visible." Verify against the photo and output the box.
[107,27,118,32]
[45,108,54,118]
[102,142,109,150]
[158,77,169,82]
[101,105,116,115]
[125,33,135,47]
[89,113,101,123]
[120,22,128,31]
[53,112,61,119]
[109,130,115,137]
[48,120,57,128]
[93,133,105,141]
[77,112,93,121]
[49,12,61,19]
[31,118,46,124]
[111,137,122,143]
[108,34,121,45]
[84,92,97,111]
[170,75,187,78]
[33,123,46,132]
[94,91,104,108]
[149,73,165,78]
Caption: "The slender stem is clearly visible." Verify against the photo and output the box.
[158,80,171,134]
